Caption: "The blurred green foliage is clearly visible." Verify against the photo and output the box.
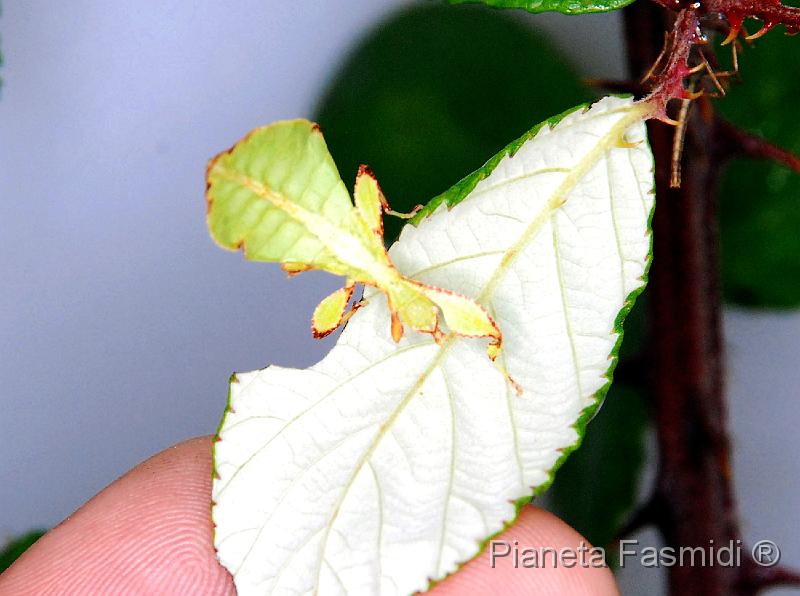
[550,384,649,548]
[716,30,800,308]
[0,530,45,572]
[315,2,650,548]
[315,3,591,242]
[550,295,649,548]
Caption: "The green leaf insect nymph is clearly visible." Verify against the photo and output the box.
[206,120,503,360]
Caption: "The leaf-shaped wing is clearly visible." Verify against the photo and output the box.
[206,120,502,354]
[212,96,654,595]
[207,120,358,274]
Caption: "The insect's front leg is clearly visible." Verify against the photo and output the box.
[354,164,422,232]
[311,281,356,338]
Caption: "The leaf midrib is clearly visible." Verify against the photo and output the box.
[308,105,647,593]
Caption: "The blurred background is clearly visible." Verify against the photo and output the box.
[1,1,798,592]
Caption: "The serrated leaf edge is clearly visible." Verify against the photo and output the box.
[211,99,655,593]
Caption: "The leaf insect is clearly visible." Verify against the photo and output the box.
[205,120,505,365]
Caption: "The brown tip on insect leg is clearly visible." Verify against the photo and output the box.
[281,263,312,278]
[390,311,404,342]
[503,369,523,397]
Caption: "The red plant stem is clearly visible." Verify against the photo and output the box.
[739,559,800,591]
[641,0,800,120]
[651,0,800,34]
[716,119,800,171]
[644,8,702,120]
[624,2,747,594]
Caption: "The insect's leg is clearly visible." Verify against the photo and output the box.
[415,282,519,392]
[339,288,367,327]
[415,283,502,360]
[493,360,523,396]
[311,282,355,338]
[384,204,423,220]
[381,188,422,220]
[384,280,441,342]
[390,310,404,342]
[281,262,312,277]
[354,165,385,235]
[354,164,421,227]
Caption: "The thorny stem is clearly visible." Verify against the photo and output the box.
[642,7,704,122]
[652,0,800,38]
[640,0,800,122]
[624,0,800,593]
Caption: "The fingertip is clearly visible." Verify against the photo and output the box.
[0,437,235,596]
[432,506,619,596]
[2,442,617,596]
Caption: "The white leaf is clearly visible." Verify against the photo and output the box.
[212,96,654,596]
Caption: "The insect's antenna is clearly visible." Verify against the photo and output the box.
[670,88,695,188]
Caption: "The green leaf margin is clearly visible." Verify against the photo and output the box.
[211,99,656,590]
[447,0,638,16]
[415,98,655,586]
